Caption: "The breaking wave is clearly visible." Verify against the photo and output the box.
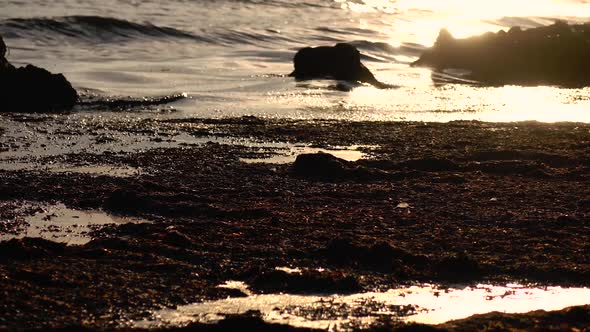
[0,15,300,47]
[77,93,187,111]
[0,16,206,42]
[0,15,209,43]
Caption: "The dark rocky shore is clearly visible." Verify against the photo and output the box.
[0,36,78,111]
[413,21,590,86]
[0,116,589,330]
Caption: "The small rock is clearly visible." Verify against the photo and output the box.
[396,202,411,209]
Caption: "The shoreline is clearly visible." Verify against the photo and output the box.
[0,116,589,330]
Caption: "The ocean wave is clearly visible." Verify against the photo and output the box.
[224,0,336,9]
[0,15,211,43]
[214,29,299,46]
[77,93,187,111]
[0,15,304,47]
[351,40,426,62]
[316,26,381,36]
[485,16,566,29]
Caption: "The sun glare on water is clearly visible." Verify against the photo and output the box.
[342,83,590,123]
[328,0,590,123]
[339,0,590,45]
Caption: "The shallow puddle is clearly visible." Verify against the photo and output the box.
[0,114,373,171]
[0,204,147,245]
[135,281,590,330]
[240,145,369,164]
[49,165,141,177]
[0,161,141,177]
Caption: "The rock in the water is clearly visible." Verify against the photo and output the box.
[412,21,590,86]
[0,36,78,111]
[290,43,388,88]
[0,36,14,72]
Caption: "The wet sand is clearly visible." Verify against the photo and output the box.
[0,115,589,330]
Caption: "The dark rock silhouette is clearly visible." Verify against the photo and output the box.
[293,152,350,178]
[249,269,361,294]
[434,253,483,281]
[412,21,590,87]
[290,43,388,88]
[0,36,14,72]
[293,152,403,181]
[325,239,422,272]
[0,36,78,111]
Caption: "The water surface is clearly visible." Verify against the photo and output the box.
[0,203,148,245]
[136,281,590,330]
[2,0,590,122]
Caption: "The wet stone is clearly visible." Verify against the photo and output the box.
[324,239,421,273]
[293,152,350,178]
[434,253,483,281]
[0,57,78,111]
[0,237,66,261]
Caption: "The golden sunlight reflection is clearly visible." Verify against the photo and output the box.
[137,283,590,329]
[339,0,590,17]
[394,0,590,18]
[337,0,590,46]
[344,80,590,123]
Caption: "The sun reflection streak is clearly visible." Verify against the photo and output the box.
[343,77,590,123]
[394,0,590,18]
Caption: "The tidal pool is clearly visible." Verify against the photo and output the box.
[49,165,141,177]
[240,145,370,164]
[0,203,147,245]
[135,281,590,330]
[0,161,141,177]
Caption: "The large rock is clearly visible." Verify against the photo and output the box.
[0,36,78,111]
[290,43,388,88]
[293,152,349,178]
[412,21,590,86]
[0,36,14,72]
[293,152,401,181]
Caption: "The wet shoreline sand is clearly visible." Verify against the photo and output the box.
[0,116,589,330]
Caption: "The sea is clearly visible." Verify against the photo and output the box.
[2,0,590,122]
